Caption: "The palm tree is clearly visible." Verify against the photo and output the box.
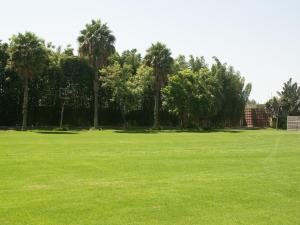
[78,19,115,128]
[144,42,173,128]
[9,32,48,130]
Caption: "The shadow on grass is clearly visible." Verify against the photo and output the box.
[34,131,78,135]
[175,129,243,133]
[1,126,267,134]
[114,128,248,134]
[114,129,159,134]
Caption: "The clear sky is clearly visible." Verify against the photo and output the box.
[1,0,299,103]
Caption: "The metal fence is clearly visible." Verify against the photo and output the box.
[287,116,300,131]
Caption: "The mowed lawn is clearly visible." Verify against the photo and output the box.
[0,129,299,225]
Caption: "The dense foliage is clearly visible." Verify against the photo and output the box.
[0,19,253,129]
[162,57,251,128]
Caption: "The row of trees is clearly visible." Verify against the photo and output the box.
[265,79,300,128]
[0,20,251,130]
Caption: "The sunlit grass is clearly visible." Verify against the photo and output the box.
[0,129,299,225]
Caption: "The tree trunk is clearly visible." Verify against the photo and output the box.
[198,117,201,129]
[60,101,65,128]
[153,87,159,129]
[180,113,184,129]
[121,103,127,128]
[93,72,99,128]
[122,112,127,128]
[276,117,279,129]
[22,77,29,130]
[153,69,160,129]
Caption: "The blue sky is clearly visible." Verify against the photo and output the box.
[1,0,299,103]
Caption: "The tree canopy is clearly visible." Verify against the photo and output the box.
[0,19,272,129]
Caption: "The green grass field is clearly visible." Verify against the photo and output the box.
[0,129,299,225]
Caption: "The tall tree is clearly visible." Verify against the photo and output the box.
[0,41,9,71]
[277,78,300,116]
[162,68,219,128]
[120,49,141,74]
[9,32,48,130]
[0,41,21,126]
[100,50,151,126]
[265,97,282,129]
[0,41,9,97]
[174,55,189,72]
[59,54,94,126]
[144,42,173,128]
[78,19,116,128]
[188,55,207,72]
[100,62,150,126]
[211,57,251,125]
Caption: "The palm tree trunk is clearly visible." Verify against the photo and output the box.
[153,69,160,129]
[22,77,29,130]
[60,101,65,128]
[153,87,159,129]
[93,72,99,128]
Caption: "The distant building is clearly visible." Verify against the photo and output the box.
[244,108,269,128]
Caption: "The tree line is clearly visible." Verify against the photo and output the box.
[0,19,252,130]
